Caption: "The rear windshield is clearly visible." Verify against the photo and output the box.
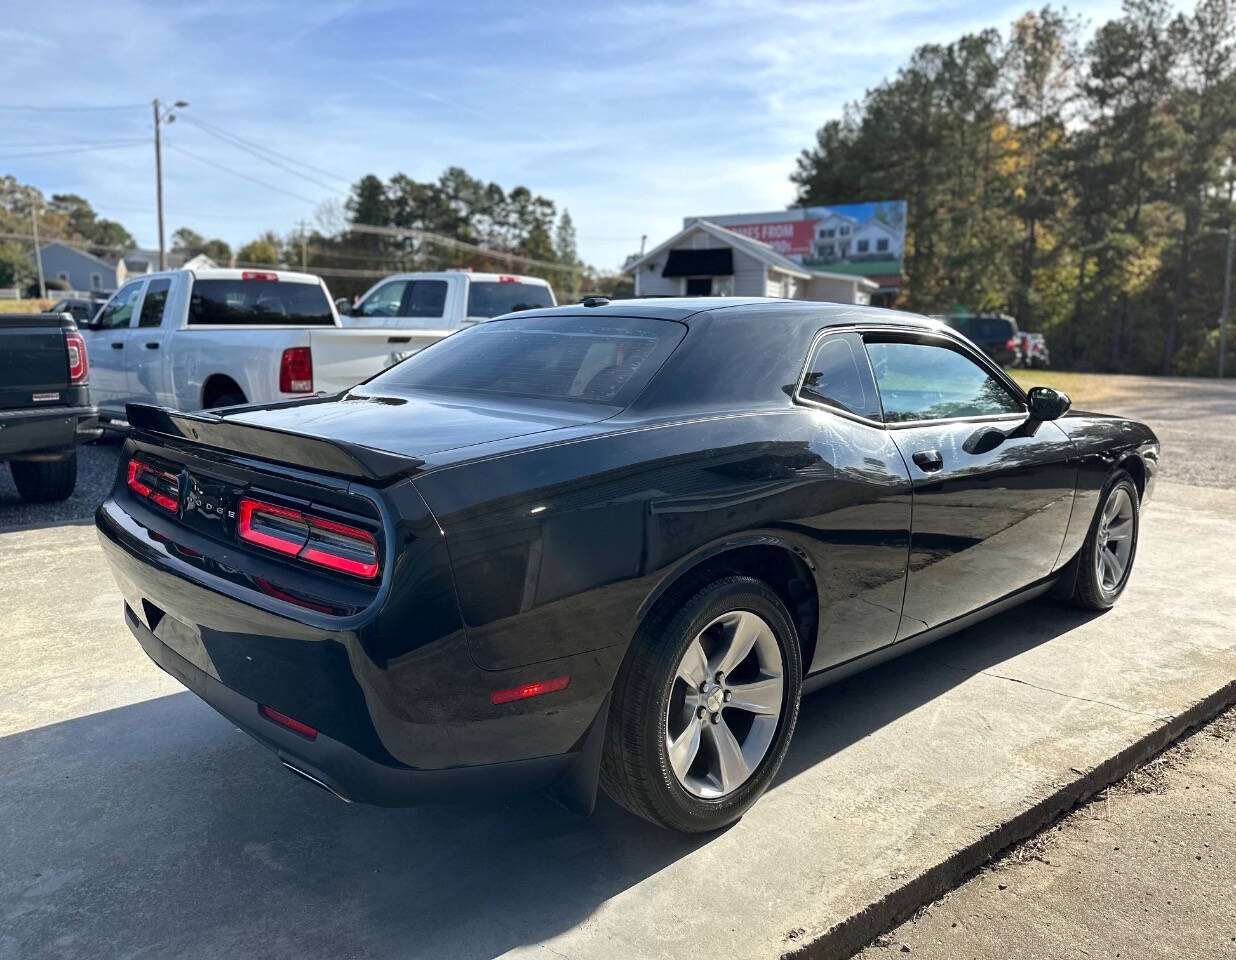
[368,315,685,405]
[466,281,553,319]
[188,279,334,326]
[946,315,1016,341]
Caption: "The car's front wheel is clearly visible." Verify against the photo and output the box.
[1071,470,1140,610]
[601,575,803,833]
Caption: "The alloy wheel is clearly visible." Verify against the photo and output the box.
[1096,486,1135,593]
[665,610,785,799]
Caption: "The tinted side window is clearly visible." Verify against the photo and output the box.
[799,332,882,421]
[137,278,171,328]
[864,339,1023,423]
[355,280,407,319]
[402,280,447,318]
[95,282,142,330]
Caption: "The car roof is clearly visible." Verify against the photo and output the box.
[507,296,942,329]
[136,267,325,285]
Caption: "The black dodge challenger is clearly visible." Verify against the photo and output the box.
[96,297,1158,833]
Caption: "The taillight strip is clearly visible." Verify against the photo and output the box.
[237,496,380,579]
[127,458,180,513]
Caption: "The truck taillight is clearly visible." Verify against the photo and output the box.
[242,271,278,281]
[65,330,88,385]
[237,496,380,579]
[127,458,180,514]
[279,347,313,393]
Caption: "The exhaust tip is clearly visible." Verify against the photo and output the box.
[280,760,351,803]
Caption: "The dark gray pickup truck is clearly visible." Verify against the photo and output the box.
[1,313,101,501]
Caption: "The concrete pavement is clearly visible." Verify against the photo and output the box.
[2,478,1233,960]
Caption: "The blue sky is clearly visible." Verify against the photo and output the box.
[1,0,1135,271]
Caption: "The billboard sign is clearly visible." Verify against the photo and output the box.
[686,200,907,279]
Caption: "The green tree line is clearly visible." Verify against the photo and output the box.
[792,0,1236,375]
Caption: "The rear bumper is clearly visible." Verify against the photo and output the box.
[0,404,100,460]
[124,603,578,805]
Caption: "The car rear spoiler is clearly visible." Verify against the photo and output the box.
[125,403,422,484]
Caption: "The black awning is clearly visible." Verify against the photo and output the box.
[662,248,734,277]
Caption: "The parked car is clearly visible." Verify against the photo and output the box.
[47,297,100,325]
[937,313,1020,366]
[1018,331,1050,368]
[1,312,100,501]
[96,298,1158,833]
[81,269,410,428]
[338,271,555,343]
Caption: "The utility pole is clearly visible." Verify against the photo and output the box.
[153,98,188,271]
[1220,224,1233,379]
[295,218,310,271]
[30,201,45,299]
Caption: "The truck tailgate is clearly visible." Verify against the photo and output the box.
[309,327,451,393]
[0,314,69,410]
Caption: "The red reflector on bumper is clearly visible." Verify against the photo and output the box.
[259,704,318,740]
[490,675,570,705]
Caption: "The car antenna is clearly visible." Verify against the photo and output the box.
[580,296,610,308]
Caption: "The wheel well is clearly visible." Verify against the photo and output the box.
[201,375,245,409]
[1117,454,1146,500]
[646,545,819,671]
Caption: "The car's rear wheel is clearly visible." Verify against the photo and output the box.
[1071,470,1139,610]
[601,575,803,833]
[10,453,77,502]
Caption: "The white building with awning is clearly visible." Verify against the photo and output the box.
[625,219,877,304]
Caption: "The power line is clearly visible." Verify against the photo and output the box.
[347,222,579,274]
[177,117,344,194]
[166,143,322,206]
[0,103,147,112]
[0,140,147,160]
[178,114,352,185]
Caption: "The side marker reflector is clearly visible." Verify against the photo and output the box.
[490,676,570,705]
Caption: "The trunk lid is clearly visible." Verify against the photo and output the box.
[0,314,70,410]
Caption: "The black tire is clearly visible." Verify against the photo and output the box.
[1071,470,1140,610]
[600,575,803,833]
[207,392,245,410]
[10,453,77,502]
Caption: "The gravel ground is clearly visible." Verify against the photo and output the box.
[858,707,1236,959]
[0,439,121,530]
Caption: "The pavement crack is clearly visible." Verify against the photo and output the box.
[924,655,1173,722]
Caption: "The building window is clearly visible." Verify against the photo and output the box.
[857,240,869,253]
[56,271,69,285]
[840,226,851,236]
[90,273,102,289]
[819,228,835,239]
[820,243,835,257]
[877,238,889,252]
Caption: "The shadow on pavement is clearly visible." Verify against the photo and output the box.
[0,441,120,532]
[0,597,1095,960]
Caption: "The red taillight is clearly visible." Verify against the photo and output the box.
[498,275,520,283]
[242,270,278,281]
[279,347,313,393]
[65,330,88,385]
[127,458,180,513]
[259,704,318,740]
[1006,338,1018,351]
[490,676,570,705]
[237,496,380,579]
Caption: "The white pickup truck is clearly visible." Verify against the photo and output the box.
[83,268,408,426]
[338,271,555,346]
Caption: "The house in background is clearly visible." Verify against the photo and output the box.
[33,241,119,293]
[625,220,876,305]
[811,211,858,262]
[32,243,219,294]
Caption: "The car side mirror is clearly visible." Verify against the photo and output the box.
[1027,385,1071,421]
[335,297,352,317]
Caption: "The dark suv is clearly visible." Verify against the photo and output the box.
[938,314,1019,366]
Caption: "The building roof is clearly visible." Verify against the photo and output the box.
[626,220,876,289]
[36,241,116,270]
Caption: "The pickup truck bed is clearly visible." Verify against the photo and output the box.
[0,313,100,501]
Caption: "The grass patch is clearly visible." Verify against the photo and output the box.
[0,299,53,314]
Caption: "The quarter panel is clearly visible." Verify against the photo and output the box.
[414,410,913,674]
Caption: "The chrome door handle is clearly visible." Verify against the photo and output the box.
[912,449,943,472]
[110,341,124,349]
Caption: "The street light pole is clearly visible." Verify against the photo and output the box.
[153,98,188,272]
[30,201,45,299]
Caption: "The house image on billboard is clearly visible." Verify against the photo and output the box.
[814,214,902,264]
